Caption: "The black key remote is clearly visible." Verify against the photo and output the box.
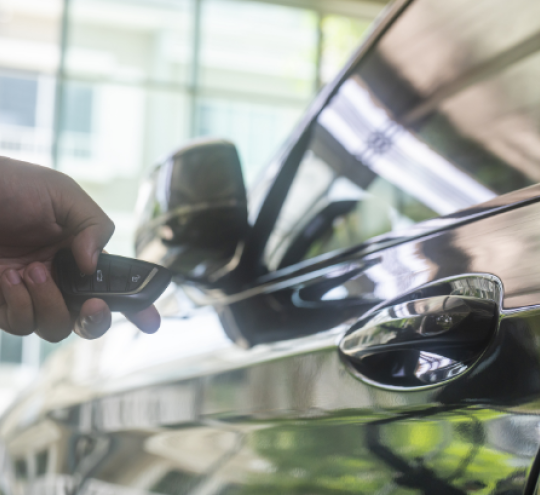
[54,250,172,313]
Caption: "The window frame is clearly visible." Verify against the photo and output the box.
[235,0,415,281]
[238,0,540,287]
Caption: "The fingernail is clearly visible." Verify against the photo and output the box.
[85,310,105,326]
[92,250,100,267]
[6,270,21,286]
[79,310,107,340]
[29,265,47,284]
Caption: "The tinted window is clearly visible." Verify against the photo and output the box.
[265,0,540,270]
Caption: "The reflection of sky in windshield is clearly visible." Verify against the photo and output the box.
[319,79,496,215]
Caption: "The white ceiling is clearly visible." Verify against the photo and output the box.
[237,0,390,20]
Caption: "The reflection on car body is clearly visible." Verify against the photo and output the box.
[5,0,540,494]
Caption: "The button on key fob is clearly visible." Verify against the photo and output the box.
[54,250,172,313]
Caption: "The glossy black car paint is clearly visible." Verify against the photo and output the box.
[3,1,540,495]
[135,139,249,284]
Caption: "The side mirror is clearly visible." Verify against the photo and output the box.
[135,139,248,283]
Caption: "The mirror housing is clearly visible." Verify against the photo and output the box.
[135,139,248,283]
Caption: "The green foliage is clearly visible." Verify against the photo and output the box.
[220,409,530,495]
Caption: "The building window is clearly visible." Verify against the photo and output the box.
[62,84,93,134]
[0,74,38,128]
[0,333,23,364]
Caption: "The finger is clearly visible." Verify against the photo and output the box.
[74,299,112,340]
[0,270,34,336]
[72,223,114,275]
[23,262,72,343]
[125,305,161,334]
[49,172,115,274]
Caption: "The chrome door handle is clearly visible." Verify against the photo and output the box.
[340,295,498,388]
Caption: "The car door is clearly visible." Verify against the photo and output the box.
[4,1,540,495]
[180,0,540,493]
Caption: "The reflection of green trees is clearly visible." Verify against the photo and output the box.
[151,470,198,495]
[242,422,390,494]
[229,410,527,495]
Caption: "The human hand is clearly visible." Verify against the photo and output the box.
[0,157,161,342]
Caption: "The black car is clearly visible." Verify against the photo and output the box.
[3,0,540,494]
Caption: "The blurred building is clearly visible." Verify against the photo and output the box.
[0,0,388,410]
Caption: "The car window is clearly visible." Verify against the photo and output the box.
[264,0,540,271]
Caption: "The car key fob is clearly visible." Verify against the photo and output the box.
[53,250,172,313]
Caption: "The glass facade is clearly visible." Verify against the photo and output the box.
[59,0,383,254]
[0,0,383,254]
[0,0,61,167]
[0,0,385,382]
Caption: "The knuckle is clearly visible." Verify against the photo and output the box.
[23,262,46,279]
[25,261,45,271]
[0,271,19,291]
[24,266,54,294]
[51,168,77,188]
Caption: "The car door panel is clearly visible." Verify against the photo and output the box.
[3,0,540,493]
[217,198,540,360]
[195,317,540,494]
[197,200,540,494]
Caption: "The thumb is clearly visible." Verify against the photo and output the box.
[71,223,115,275]
[48,172,115,274]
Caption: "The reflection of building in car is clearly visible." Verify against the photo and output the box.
[6,0,540,494]
[0,0,382,411]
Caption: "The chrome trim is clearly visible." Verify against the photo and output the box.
[256,187,540,290]
[184,261,369,307]
[142,200,246,233]
[501,305,540,316]
[350,273,503,322]
[340,274,504,392]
